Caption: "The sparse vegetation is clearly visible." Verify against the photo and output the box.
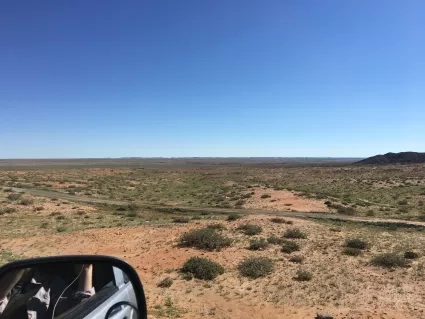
[289,255,304,263]
[181,257,224,280]
[238,257,274,278]
[343,247,362,256]
[283,228,307,239]
[404,251,419,259]
[7,193,22,201]
[260,194,271,199]
[173,217,190,223]
[237,224,262,236]
[295,269,312,281]
[157,277,173,288]
[371,253,409,268]
[267,235,285,245]
[178,228,231,251]
[248,238,269,250]
[281,240,300,253]
[345,238,368,250]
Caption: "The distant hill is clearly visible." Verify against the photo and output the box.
[356,152,425,165]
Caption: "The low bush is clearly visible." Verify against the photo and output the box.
[178,228,231,251]
[237,224,262,236]
[56,226,67,233]
[366,210,375,216]
[261,194,271,199]
[181,257,224,280]
[34,206,44,212]
[267,235,285,245]
[343,247,362,256]
[294,269,312,281]
[238,257,274,278]
[404,251,419,259]
[283,228,307,239]
[289,255,304,263]
[7,193,22,201]
[281,240,300,253]
[371,253,409,268]
[235,200,246,207]
[173,217,190,223]
[0,207,17,215]
[248,238,269,251]
[157,277,173,288]
[226,214,242,221]
[20,198,34,206]
[345,238,368,250]
[337,206,357,216]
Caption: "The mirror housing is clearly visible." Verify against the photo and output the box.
[0,255,147,319]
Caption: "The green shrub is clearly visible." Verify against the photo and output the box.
[181,257,224,280]
[260,194,271,199]
[343,247,362,256]
[267,235,285,245]
[237,224,262,236]
[404,251,419,259]
[238,257,274,278]
[366,210,375,216]
[294,269,312,281]
[248,238,269,251]
[157,277,173,288]
[345,238,368,250]
[178,228,231,251]
[34,206,44,211]
[283,228,307,239]
[289,255,304,263]
[226,214,242,221]
[126,212,137,218]
[173,217,190,223]
[20,198,34,206]
[241,193,252,199]
[281,240,300,253]
[371,253,409,268]
[235,200,246,207]
[7,193,22,201]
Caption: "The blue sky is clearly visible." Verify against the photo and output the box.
[1,1,424,158]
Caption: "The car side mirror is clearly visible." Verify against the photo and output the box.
[0,255,147,319]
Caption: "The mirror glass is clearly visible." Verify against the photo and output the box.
[0,262,139,319]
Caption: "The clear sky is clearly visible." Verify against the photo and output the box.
[1,1,424,158]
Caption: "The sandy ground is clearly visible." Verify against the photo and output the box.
[243,188,329,212]
[1,216,424,319]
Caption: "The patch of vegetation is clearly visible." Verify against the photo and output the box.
[345,238,368,250]
[281,240,300,253]
[270,217,291,224]
[248,238,269,251]
[0,207,17,215]
[337,206,357,216]
[226,214,242,221]
[343,247,362,256]
[173,217,190,223]
[238,257,274,278]
[56,226,68,233]
[206,223,226,231]
[404,251,419,259]
[283,228,307,239]
[178,228,231,251]
[260,194,271,199]
[20,198,34,206]
[237,224,262,236]
[371,253,409,268]
[267,235,285,245]
[181,257,224,280]
[294,269,312,281]
[7,193,22,201]
[157,277,173,288]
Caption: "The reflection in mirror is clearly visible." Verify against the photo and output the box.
[0,262,138,319]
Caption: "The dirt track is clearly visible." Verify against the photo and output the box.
[4,186,425,228]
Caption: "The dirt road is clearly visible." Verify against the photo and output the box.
[4,186,425,228]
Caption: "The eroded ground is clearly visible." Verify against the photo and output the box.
[2,215,425,319]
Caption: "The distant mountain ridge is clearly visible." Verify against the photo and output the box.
[356,152,425,165]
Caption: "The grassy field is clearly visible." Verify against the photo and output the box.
[1,163,425,220]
